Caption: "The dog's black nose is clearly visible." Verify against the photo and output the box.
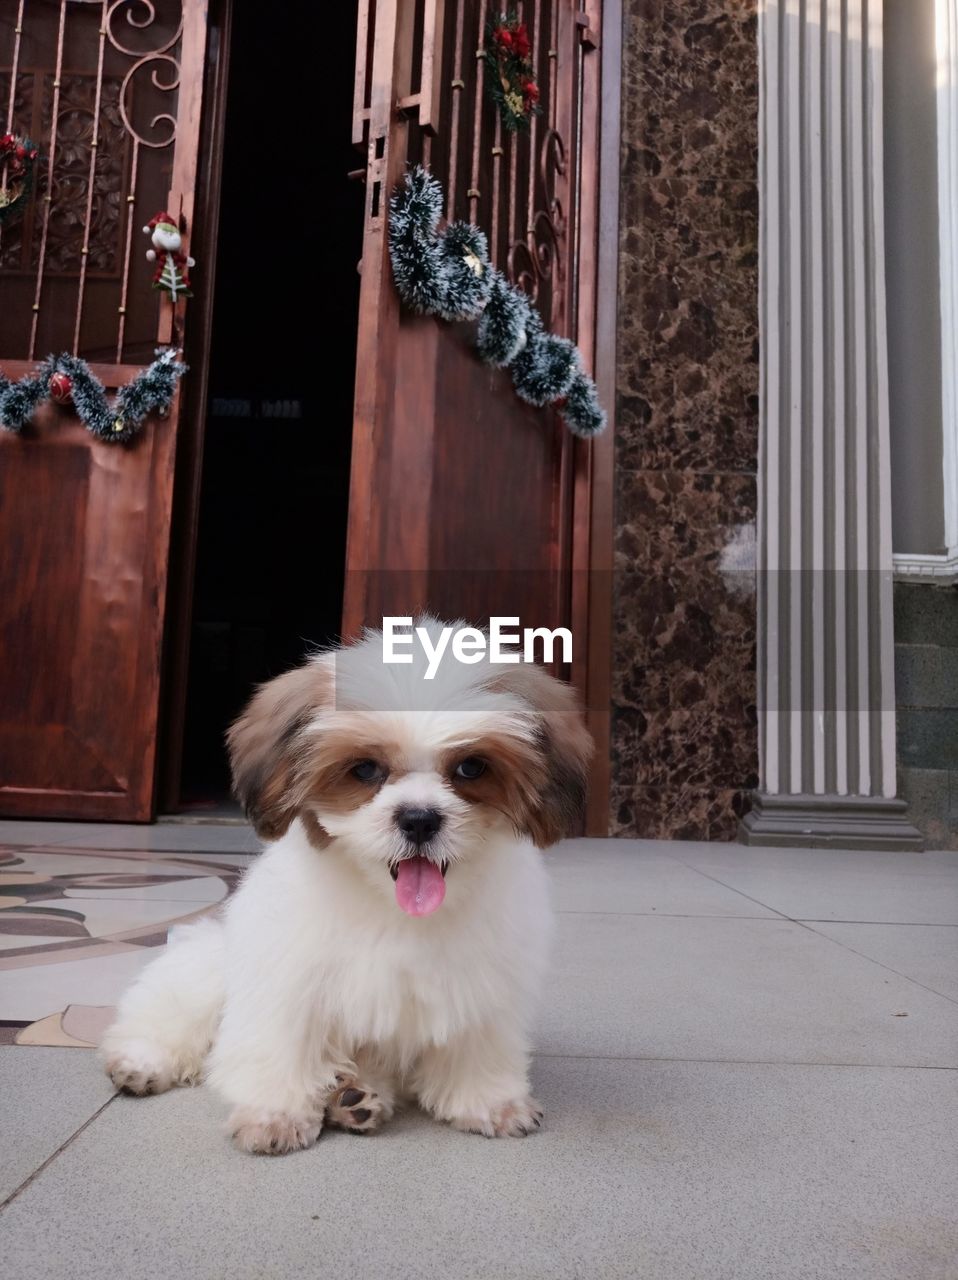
[396,807,443,846]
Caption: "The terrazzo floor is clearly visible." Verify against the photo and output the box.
[0,824,255,1046]
[0,821,956,1279]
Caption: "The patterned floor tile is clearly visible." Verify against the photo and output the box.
[0,842,245,1047]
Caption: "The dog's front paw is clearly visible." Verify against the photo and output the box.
[103,1040,182,1096]
[452,1096,543,1138]
[326,1075,389,1134]
[228,1107,323,1155]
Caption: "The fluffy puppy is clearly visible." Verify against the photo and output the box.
[101,622,592,1153]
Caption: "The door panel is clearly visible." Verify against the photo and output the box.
[0,0,211,820]
[355,316,571,638]
[344,0,603,679]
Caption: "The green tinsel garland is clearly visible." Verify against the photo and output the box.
[389,168,606,438]
[0,348,187,444]
[388,167,493,321]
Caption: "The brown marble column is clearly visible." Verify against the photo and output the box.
[610,1,760,839]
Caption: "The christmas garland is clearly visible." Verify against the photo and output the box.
[0,133,40,225]
[0,348,187,444]
[388,168,605,438]
[482,12,541,132]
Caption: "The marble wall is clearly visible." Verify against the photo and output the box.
[611,0,760,839]
[895,584,958,850]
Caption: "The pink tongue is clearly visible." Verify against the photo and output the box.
[394,856,446,916]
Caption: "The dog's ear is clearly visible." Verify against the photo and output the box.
[490,664,594,848]
[227,658,332,841]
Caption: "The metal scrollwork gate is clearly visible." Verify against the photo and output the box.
[0,0,205,371]
[352,0,594,340]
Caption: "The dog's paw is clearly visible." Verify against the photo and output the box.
[228,1107,323,1155]
[452,1096,544,1138]
[326,1075,389,1134]
[103,1040,183,1096]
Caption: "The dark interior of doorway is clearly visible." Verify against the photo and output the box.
[176,0,363,813]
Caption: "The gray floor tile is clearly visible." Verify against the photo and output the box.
[1,1056,955,1279]
[807,922,958,1003]
[0,821,97,847]
[537,913,958,1066]
[0,1048,114,1204]
[168,851,256,867]
[0,820,262,856]
[549,839,779,917]
[666,842,958,925]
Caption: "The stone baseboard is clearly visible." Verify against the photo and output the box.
[738,793,925,851]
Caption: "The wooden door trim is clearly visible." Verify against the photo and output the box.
[157,0,234,813]
[342,0,412,637]
[576,0,620,836]
[1,361,146,385]
[138,0,215,817]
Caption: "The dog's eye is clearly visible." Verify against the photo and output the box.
[351,760,383,783]
[454,757,486,780]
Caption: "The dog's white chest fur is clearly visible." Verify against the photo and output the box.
[219,822,553,1060]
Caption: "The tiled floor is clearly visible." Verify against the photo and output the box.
[1,822,956,1279]
[0,828,250,1045]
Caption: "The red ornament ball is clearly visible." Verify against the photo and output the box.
[49,372,73,405]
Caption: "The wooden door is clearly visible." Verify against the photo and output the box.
[0,0,212,821]
[344,1,605,689]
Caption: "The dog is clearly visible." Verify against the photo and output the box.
[101,622,592,1153]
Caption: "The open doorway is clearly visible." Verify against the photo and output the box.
[175,1,363,814]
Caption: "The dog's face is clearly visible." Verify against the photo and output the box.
[227,624,593,916]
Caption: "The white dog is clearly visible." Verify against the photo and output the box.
[101,623,592,1154]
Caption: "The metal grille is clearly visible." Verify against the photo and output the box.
[0,0,187,365]
[353,0,587,338]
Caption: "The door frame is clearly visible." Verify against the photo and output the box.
[577,0,620,836]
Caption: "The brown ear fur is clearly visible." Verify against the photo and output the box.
[226,658,332,840]
[489,664,594,848]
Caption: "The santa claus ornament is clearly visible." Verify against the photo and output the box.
[143,211,195,303]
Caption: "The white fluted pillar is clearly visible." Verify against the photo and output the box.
[742,0,923,848]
